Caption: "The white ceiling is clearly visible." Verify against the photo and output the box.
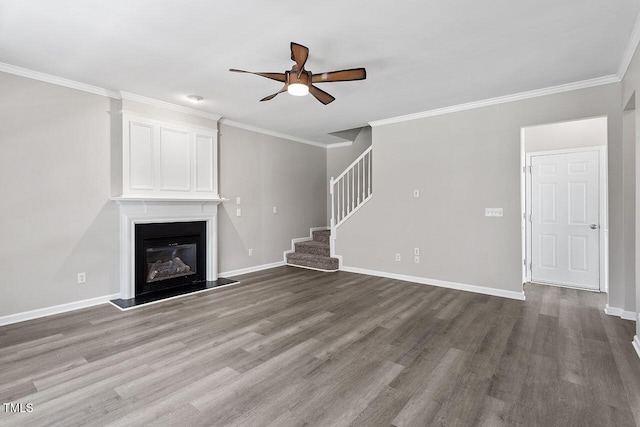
[1,0,639,144]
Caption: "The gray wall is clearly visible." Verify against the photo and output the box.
[326,127,372,223]
[617,108,636,315]
[622,43,640,335]
[336,83,624,296]
[218,123,327,273]
[0,72,120,316]
[524,116,607,153]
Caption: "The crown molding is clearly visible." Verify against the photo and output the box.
[618,11,640,80]
[326,140,354,149]
[219,119,327,148]
[119,92,221,122]
[369,75,621,127]
[0,62,223,121]
[0,62,121,98]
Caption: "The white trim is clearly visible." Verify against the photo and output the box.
[604,305,636,321]
[112,196,227,202]
[369,75,620,127]
[220,261,286,278]
[109,282,241,311]
[520,128,527,284]
[0,294,120,326]
[119,110,220,135]
[120,92,222,122]
[0,63,225,122]
[113,200,222,299]
[0,61,121,98]
[326,140,355,149]
[340,266,526,301]
[523,145,608,293]
[633,336,640,359]
[219,119,327,148]
[286,263,338,273]
[618,11,640,80]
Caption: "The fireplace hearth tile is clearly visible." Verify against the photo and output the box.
[109,277,239,310]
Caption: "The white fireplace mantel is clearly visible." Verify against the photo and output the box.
[112,197,226,299]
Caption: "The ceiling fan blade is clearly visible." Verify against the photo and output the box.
[290,42,309,75]
[229,69,286,82]
[260,85,288,102]
[309,85,335,105]
[312,68,367,83]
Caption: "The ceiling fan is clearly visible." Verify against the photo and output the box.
[229,42,366,105]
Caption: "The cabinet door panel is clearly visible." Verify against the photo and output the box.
[159,127,191,191]
[129,122,154,190]
[195,134,214,192]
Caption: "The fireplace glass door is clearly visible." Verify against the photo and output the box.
[135,221,207,296]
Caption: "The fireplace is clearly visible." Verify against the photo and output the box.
[135,221,207,297]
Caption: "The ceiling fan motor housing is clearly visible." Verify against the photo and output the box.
[286,70,311,87]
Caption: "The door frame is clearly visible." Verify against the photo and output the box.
[521,144,608,292]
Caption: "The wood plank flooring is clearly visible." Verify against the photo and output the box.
[1,266,639,426]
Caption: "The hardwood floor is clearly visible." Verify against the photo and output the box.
[1,266,639,426]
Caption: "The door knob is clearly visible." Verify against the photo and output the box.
[590,224,599,229]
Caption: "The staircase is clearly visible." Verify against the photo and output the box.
[286,145,373,272]
[286,229,339,271]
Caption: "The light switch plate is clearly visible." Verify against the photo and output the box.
[272,206,277,214]
[236,208,242,217]
[485,208,504,217]
[236,197,241,205]
[413,190,420,198]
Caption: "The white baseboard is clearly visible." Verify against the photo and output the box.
[604,305,636,321]
[340,266,526,301]
[0,293,121,327]
[633,336,640,359]
[220,261,285,278]
[285,263,338,273]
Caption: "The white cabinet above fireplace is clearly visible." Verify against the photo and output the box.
[121,113,219,199]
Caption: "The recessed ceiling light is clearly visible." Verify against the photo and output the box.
[186,95,204,103]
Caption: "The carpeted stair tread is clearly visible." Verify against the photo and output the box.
[312,229,331,244]
[286,252,339,271]
[294,240,330,257]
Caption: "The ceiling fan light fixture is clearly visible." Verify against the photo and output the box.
[287,83,309,97]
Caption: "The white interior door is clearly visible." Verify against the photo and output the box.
[530,151,600,290]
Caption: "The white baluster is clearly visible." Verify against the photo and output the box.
[330,176,335,230]
[356,161,360,205]
[342,177,346,218]
[368,151,372,196]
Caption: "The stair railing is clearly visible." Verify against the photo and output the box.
[330,146,373,256]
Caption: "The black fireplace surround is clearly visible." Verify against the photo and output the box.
[135,221,207,297]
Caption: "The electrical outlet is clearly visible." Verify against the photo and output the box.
[413,189,420,198]
[272,206,277,214]
[248,248,253,256]
[414,248,420,256]
[236,208,242,217]
[485,208,504,217]
[77,272,86,284]
[395,253,401,261]
[236,197,241,205]
[414,256,420,264]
